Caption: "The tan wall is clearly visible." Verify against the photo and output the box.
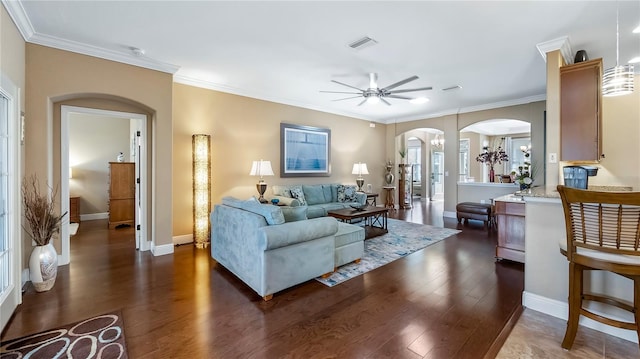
[172,83,386,236]
[69,113,131,214]
[25,44,173,255]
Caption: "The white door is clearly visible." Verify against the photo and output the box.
[431,151,444,197]
[0,81,21,332]
[131,118,148,251]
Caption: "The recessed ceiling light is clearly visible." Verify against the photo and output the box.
[629,56,640,64]
[410,97,429,104]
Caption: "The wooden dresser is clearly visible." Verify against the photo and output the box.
[69,196,80,223]
[108,162,135,229]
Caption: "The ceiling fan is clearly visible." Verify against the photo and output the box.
[320,73,432,106]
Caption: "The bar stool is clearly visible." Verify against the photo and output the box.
[382,186,396,210]
[557,185,640,350]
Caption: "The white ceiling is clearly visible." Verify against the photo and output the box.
[4,1,640,124]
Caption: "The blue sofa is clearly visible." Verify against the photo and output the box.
[210,196,364,301]
[267,183,367,218]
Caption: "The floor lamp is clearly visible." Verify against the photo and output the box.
[192,134,211,248]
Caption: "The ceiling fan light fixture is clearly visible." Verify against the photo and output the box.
[629,56,640,64]
[410,97,429,104]
[366,96,380,104]
[602,4,634,97]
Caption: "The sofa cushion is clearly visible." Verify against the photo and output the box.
[240,200,285,225]
[281,206,308,222]
[289,185,307,205]
[306,206,327,219]
[337,184,358,202]
[335,222,365,248]
[272,185,292,198]
[322,184,334,203]
[302,185,326,205]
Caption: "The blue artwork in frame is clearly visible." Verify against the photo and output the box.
[280,123,331,177]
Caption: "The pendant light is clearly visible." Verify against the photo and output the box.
[602,3,634,97]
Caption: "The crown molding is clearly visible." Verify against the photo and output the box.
[28,32,180,74]
[2,0,35,40]
[536,36,573,65]
[387,94,547,124]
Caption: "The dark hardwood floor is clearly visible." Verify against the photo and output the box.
[1,197,524,358]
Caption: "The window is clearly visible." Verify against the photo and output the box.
[0,95,9,297]
[407,140,421,182]
[459,139,470,180]
[507,137,531,173]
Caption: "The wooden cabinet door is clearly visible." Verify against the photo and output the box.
[495,201,525,263]
[108,162,135,228]
[560,58,602,161]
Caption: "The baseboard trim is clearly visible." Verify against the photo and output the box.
[21,268,29,288]
[522,291,638,343]
[151,243,174,256]
[80,212,108,221]
[173,234,194,246]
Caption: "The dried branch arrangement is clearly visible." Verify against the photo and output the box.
[22,175,67,246]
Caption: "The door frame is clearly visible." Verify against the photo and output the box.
[0,73,22,332]
[60,106,149,265]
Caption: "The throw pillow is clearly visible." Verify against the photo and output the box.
[289,185,307,205]
[337,184,358,202]
[271,185,292,198]
[281,206,308,222]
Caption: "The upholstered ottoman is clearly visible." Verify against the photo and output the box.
[334,222,365,268]
[456,202,494,230]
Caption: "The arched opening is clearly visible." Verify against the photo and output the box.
[51,94,155,265]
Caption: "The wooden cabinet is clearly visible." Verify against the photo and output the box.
[495,199,525,263]
[69,196,80,223]
[560,58,602,161]
[398,164,413,209]
[108,162,135,229]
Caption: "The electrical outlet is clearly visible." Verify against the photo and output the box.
[549,153,558,163]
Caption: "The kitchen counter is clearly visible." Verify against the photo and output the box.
[518,184,633,200]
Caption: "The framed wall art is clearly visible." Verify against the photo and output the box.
[280,123,331,177]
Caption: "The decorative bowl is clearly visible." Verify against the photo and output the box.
[350,204,367,211]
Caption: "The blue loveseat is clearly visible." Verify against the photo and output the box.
[210,196,364,301]
[267,183,367,218]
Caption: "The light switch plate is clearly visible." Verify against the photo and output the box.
[549,153,558,163]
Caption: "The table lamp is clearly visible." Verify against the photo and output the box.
[250,160,275,203]
[352,162,369,192]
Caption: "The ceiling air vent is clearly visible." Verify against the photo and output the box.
[348,36,377,50]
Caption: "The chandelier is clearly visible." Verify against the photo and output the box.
[602,4,634,97]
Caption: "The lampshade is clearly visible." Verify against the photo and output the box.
[603,65,634,97]
[602,4,635,97]
[351,163,369,176]
[249,160,274,179]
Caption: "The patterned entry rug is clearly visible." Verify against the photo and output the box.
[316,218,460,287]
[0,311,127,358]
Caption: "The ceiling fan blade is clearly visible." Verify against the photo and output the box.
[333,96,363,102]
[331,79,365,92]
[357,98,367,106]
[387,86,433,94]
[387,95,413,100]
[319,90,362,94]
[380,97,392,106]
[381,75,419,91]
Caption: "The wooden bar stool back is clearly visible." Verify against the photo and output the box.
[557,185,640,350]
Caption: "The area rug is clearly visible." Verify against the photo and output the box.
[316,219,460,287]
[0,311,128,358]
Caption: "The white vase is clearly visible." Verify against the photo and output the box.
[29,242,58,292]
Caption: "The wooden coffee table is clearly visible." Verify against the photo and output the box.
[327,206,388,239]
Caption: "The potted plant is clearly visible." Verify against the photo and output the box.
[475,138,509,182]
[22,175,67,292]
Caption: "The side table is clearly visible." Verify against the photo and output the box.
[365,193,378,206]
[382,186,396,210]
